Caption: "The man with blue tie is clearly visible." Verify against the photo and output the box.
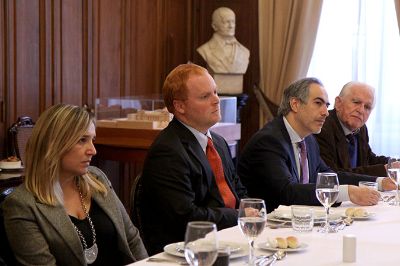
[315,82,395,182]
[238,78,392,213]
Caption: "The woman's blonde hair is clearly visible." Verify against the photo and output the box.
[24,103,107,205]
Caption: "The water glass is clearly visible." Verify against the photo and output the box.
[212,245,230,266]
[358,181,378,191]
[387,157,400,206]
[184,221,218,266]
[291,205,314,232]
[238,198,267,265]
[315,172,339,233]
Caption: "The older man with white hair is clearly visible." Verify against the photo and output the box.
[315,82,395,188]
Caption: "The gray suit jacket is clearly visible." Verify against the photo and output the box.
[1,166,148,266]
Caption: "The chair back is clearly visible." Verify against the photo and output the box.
[253,85,279,123]
[0,187,17,265]
[130,173,145,239]
[8,116,34,166]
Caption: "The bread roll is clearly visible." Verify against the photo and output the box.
[286,236,299,249]
[345,207,355,217]
[353,208,367,217]
[275,237,288,249]
[268,238,278,248]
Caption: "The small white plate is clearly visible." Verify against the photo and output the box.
[164,241,248,259]
[0,166,24,170]
[257,241,308,252]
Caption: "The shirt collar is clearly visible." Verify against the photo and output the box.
[338,119,360,136]
[177,119,210,153]
[283,116,303,144]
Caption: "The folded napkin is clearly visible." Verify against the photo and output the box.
[273,205,339,219]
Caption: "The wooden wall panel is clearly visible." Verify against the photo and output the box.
[0,0,5,153]
[61,0,83,105]
[11,0,40,120]
[130,0,163,96]
[95,0,123,98]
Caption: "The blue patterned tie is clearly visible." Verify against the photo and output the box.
[346,134,357,168]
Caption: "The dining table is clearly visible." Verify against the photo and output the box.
[128,191,400,266]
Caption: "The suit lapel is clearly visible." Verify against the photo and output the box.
[277,117,301,182]
[36,203,85,264]
[171,119,225,205]
[331,111,352,168]
[92,191,130,255]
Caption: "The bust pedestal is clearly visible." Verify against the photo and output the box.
[212,73,244,95]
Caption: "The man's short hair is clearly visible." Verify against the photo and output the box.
[163,63,208,114]
[278,77,324,116]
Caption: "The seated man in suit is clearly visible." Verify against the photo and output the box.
[197,7,250,74]
[315,81,392,177]
[140,63,247,255]
[238,77,394,213]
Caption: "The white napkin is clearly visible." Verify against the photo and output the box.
[273,205,340,219]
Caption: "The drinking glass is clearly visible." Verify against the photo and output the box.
[184,221,218,266]
[387,157,400,206]
[315,173,339,233]
[238,198,267,265]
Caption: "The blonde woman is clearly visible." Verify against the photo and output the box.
[1,104,147,265]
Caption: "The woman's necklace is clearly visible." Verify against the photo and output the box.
[73,181,98,264]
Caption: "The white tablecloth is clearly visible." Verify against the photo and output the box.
[129,192,400,265]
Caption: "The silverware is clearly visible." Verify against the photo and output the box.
[147,257,189,265]
[258,250,287,266]
[382,195,396,202]
[266,221,291,229]
[254,254,275,265]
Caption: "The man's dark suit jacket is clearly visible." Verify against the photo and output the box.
[315,109,388,176]
[140,118,247,255]
[237,116,377,213]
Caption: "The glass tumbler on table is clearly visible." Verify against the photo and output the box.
[316,172,339,233]
[184,221,218,266]
[238,198,267,265]
[387,157,400,206]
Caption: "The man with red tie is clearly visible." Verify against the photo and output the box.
[140,63,247,255]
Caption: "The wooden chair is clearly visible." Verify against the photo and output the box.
[253,85,279,123]
[130,173,145,240]
[8,116,34,166]
[0,187,17,265]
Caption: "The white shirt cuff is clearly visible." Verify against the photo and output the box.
[376,176,384,191]
[337,185,349,202]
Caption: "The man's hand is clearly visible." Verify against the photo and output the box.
[381,176,397,191]
[348,185,380,206]
[385,160,400,171]
[244,207,259,217]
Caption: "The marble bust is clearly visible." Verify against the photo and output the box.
[197,7,250,74]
